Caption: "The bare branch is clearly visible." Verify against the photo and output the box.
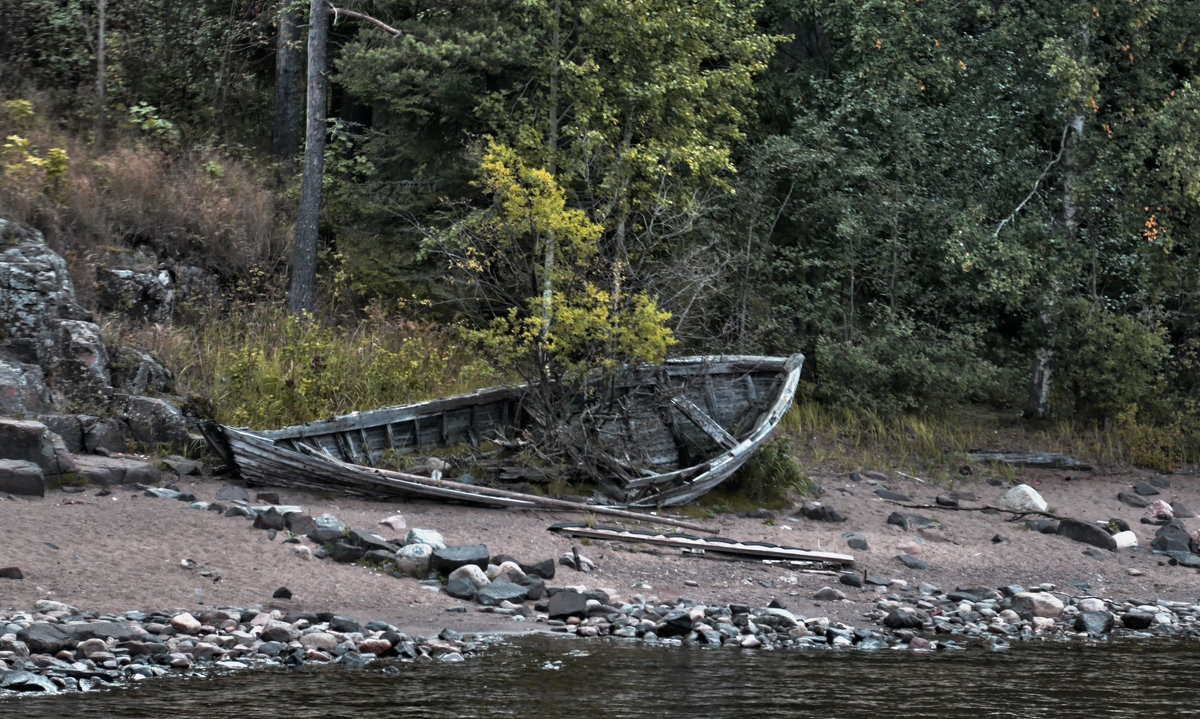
[330,6,404,37]
[993,121,1072,237]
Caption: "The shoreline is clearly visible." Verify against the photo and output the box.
[4,464,1200,695]
[2,579,1199,697]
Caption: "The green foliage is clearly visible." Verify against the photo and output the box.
[813,309,1006,415]
[126,102,180,148]
[445,140,675,380]
[1050,299,1169,422]
[335,0,776,338]
[207,306,487,428]
[722,436,810,508]
[1,0,275,143]
[0,101,70,206]
[1,99,34,130]
[2,133,68,192]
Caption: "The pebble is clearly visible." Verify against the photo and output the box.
[0,606,479,697]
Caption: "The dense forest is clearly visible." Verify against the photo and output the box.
[2,0,1199,463]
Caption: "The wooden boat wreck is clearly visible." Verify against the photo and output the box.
[200,353,803,509]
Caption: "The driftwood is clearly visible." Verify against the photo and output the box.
[968,451,1093,471]
[888,501,1063,523]
[548,523,855,566]
[305,447,717,533]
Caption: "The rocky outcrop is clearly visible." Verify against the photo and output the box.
[94,267,175,324]
[0,418,76,481]
[0,216,194,460]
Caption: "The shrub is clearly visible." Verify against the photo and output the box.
[813,308,1004,415]
[722,436,811,507]
[1050,298,1169,423]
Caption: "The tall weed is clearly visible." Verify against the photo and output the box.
[138,302,499,428]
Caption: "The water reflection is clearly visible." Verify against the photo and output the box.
[6,635,1200,719]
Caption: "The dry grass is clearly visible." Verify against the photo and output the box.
[2,94,285,305]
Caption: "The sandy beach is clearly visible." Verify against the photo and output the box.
[3,459,1198,636]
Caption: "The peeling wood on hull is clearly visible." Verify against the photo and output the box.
[547,522,855,566]
[199,354,804,508]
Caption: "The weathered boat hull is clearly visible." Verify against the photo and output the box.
[200,354,803,507]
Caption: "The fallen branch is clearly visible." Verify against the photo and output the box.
[887,500,1063,523]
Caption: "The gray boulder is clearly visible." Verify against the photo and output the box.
[285,513,317,535]
[83,416,127,454]
[109,346,174,394]
[0,669,58,693]
[66,621,143,643]
[546,589,588,619]
[432,544,490,575]
[329,541,365,563]
[1121,610,1155,630]
[1000,484,1048,513]
[1117,491,1149,508]
[843,532,870,550]
[883,607,927,629]
[887,512,938,530]
[1056,518,1116,551]
[1028,518,1059,534]
[403,528,446,549]
[0,358,55,414]
[1133,481,1160,496]
[0,459,44,496]
[874,488,913,502]
[49,319,112,408]
[803,502,846,522]
[347,528,395,553]
[444,577,477,600]
[72,454,160,486]
[1150,520,1192,553]
[475,579,531,606]
[0,418,76,479]
[897,554,928,570]
[0,219,91,341]
[1010,591,1064,619]
[253,508,287,531]
[118,394,191,449]
[395,544,434,578]
[1074,610,1115,635]
[16,623,72,653]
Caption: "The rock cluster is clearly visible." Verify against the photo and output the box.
[0,218,196,469]
[177,486,560,611]
[0,600,480,696]
[521,577,1200,653]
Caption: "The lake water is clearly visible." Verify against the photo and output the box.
[7,635,1200,718]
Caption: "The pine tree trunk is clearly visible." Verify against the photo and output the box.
[272,0,304,165]
[288,0,329,314]
[95,0,106,145]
